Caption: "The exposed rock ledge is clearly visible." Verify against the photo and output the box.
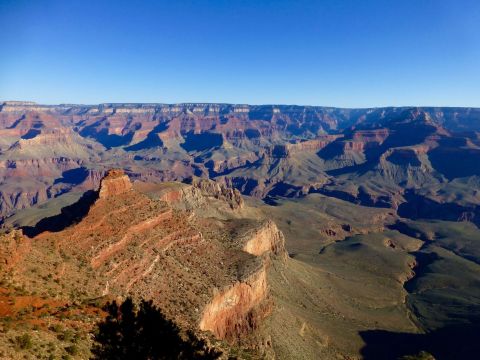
[200,220,286,341]
[199,264,269,341]
[98,169,133,199]
[241,220,287,258]
[185,177,244,210]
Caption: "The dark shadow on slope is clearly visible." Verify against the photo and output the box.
[310,186,393,208]
[244,128,261,139]
[181,132,223,152]
[317,140,345,160]
[398,190,480,228]
[386,150,422,167]
[80,123,134,149]
[428,145,480,180]
[125,123,167,152]
[359,323,480,360]
[21,190,98,237]
[21,129,41,139]
[7,115,27,129]
[403,251,439,292]
[388,221,433,242]
[54,167,90,185]
[227,177,260,196]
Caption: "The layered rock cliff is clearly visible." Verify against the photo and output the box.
[98,169,133,199]
[199,263,269,341]
[241,220,286,258]
[5,171,288,355]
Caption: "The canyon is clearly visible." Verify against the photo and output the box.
[1,101,480,359]
[1,102,480,222]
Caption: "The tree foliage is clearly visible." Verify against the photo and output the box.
[91,298,221,360]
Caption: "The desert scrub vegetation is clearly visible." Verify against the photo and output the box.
[14,333,33,350]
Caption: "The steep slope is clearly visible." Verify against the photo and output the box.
[0,170,287,358]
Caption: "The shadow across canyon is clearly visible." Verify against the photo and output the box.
[398,190,480,228]
[22,190,98,237]
[359,323,480,360]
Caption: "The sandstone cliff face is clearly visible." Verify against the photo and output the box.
[197,218,287,341]
[199,264,268,341]
[268,136,342,158]
[98,169,133,199]
[241,220,286,258]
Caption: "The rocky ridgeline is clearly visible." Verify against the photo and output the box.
[4,170,288,354]
[268,135,342,158]
[186,177,244,210]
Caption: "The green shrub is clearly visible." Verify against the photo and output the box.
[65,344,79,355]
[15,333,33,350]
[49,324,63,333]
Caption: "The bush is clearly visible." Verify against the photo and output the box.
[15,333,33,350]
[49,324,63,333]
[57,329,75,342]
[65,344,79,355]
[91,297,221,359]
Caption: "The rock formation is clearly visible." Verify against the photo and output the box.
[98,169,133,199]
[199,263,269,340]
[3,171,287,356]
[241,220,286,258]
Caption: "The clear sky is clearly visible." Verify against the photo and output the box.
[1,0,479,107]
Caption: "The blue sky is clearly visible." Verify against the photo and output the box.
[1,0,479,107]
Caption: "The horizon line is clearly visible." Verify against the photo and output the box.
[2,100,480,110]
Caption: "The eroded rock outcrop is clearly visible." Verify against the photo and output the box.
[98,169,133,199]
[184,177,244,209]
[199,264,269,341]
[198,218,287,341]
[8,170,287,354]
[241,220,287,258]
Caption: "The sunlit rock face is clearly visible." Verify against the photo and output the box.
[98,169,133,199]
